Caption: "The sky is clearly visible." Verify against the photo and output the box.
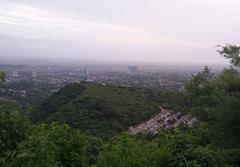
[0,0,239,64]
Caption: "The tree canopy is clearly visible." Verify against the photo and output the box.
[217,44,240,68]
[0,71,5,82]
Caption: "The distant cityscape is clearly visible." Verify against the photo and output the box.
[0,60,225,106]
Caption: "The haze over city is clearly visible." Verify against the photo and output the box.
[0,0,239,64]
[1,1,240,166]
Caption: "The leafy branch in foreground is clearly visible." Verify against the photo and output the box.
[217,44,240,68]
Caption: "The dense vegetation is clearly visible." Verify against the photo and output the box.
[32,82,186,137]
[0,71,5,82]
[1,102,238,167]
[1,44,240,166]
[0,103,102,167]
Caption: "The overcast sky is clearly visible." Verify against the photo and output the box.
[0,0,239,64]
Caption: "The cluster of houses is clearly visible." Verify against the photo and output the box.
[129,107,197,135]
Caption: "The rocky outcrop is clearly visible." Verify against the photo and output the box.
[129,107,197,135]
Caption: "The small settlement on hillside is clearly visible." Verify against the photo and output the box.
[129,107,197,135]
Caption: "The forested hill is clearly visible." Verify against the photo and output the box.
[1,45,240,166]
[32,82,186,137]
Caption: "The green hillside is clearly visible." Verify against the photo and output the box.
[33,82,164,137]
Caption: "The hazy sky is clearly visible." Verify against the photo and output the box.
[0,0,239,64]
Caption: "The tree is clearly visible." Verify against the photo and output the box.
[185,66,215,120]
[185,44,240,165]
[12,123,89,167]
[0,103,32,166]
[0,71,5,82]
[165,130,224,167]
[217,44,240,68]
[97,134,151,167]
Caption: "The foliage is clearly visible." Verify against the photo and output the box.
[0,90,236,167]
[165,130,224,167]
[0,71,5,82]
[32,82,163,138]
[217,44,240,67]
[97,134,150,167]
[97,131,226,167]
[184,44,240,165]
[12,134,59,167]
[1,102,228,167]
[185,66,240,143]
[0,103,31,164]
[1,45,240,166]
[0,103,101,167]
[41,123,88,167]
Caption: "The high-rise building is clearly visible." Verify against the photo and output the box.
[83,67,89,76]
[128,65,138,73]
[13,71,18,78]
[32,71,37,78]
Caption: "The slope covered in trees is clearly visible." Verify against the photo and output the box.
[0,102,237,167]
[1,45,240,166]
[33,82,186,138]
